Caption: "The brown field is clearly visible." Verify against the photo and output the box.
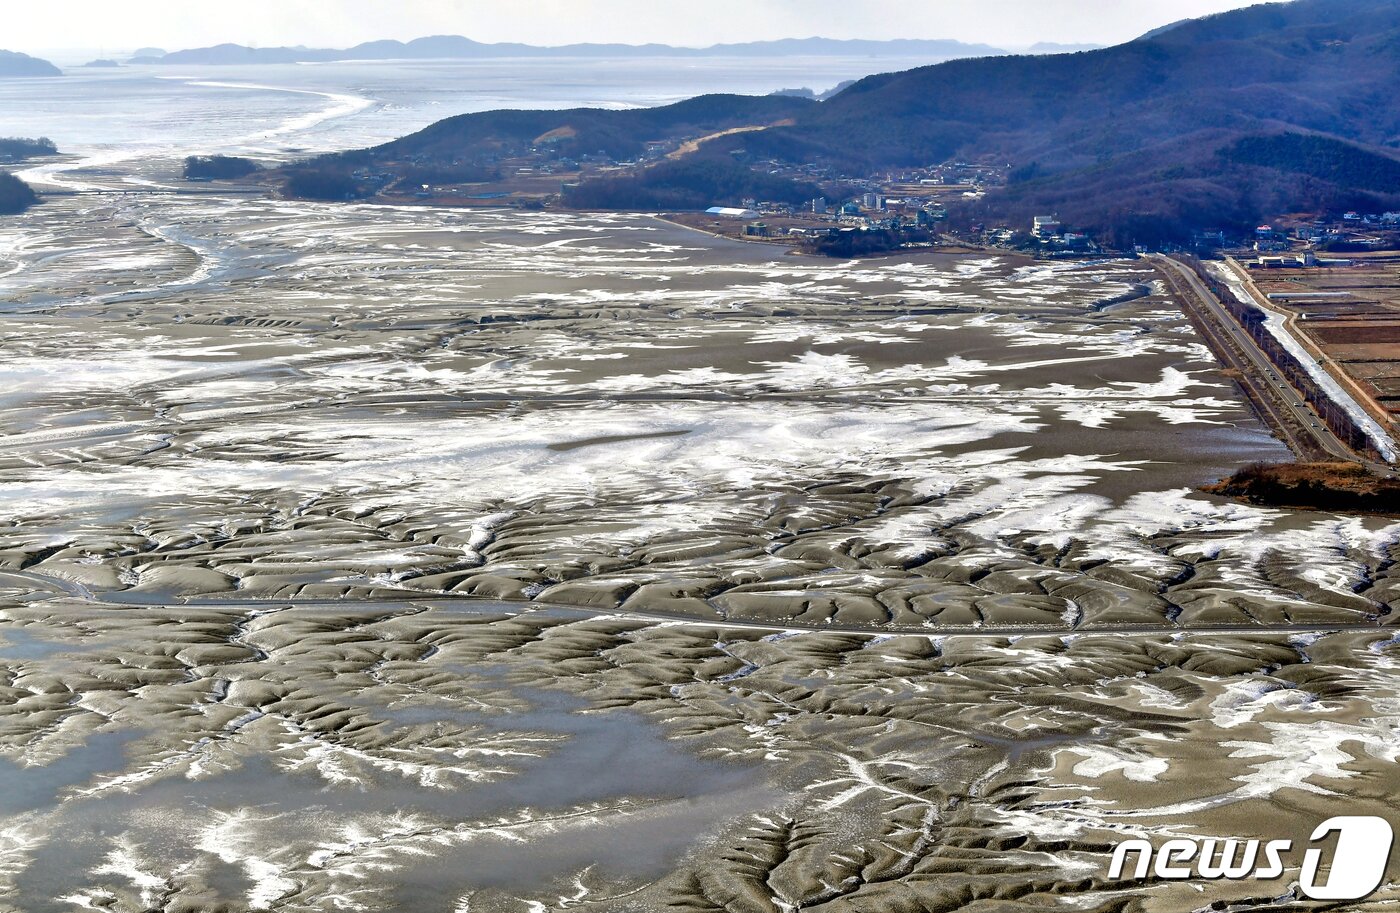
[1308,322,1400,345]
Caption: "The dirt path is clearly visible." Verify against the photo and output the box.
[665,124,775,160]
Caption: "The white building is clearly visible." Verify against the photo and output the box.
[705,207,760,219]
[1033,215,1062,239]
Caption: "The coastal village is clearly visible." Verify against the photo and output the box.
[370,146,1020,250]
[366,134,1400,261]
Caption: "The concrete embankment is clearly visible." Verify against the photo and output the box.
[1157,254,1395,469]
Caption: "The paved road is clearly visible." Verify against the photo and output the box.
[1149,254,1370,466]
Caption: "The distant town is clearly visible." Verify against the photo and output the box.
[313,138,1400,260]
[316,148,1093,259]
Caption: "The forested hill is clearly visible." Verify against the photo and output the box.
[306,0,1400,242]
[333,94,817,165]
[783,0,1400,167]
[744,0,1400,240]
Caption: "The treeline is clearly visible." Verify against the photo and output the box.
[803,227,930,258]
[0,172,38,214]
[281,165,370,201]
[0,137,57,161]
[564,159,822,211]
[183,155,260,180]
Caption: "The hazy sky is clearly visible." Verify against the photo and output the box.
[12,0,1267,55]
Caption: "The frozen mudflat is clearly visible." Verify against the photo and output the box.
[1,195,1398,909]
[2,199,1396,628]
[0,601,1397,911]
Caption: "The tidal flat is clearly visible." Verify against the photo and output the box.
[8,197,1393,628]
[0,601,1397,911]
[0,195,1398,909]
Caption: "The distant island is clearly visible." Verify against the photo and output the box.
[0,137,58,163]
[768,81,857,102]
[0,50,61,78]
[80,59,121,68]
[134,35,1007,65]
[273,0,1400,249]
[0,172,39,214]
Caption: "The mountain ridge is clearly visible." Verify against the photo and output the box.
[757,0,1400,240]
[138,35,1007,65]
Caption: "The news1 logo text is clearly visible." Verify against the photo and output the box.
[1108,816,1395,901]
